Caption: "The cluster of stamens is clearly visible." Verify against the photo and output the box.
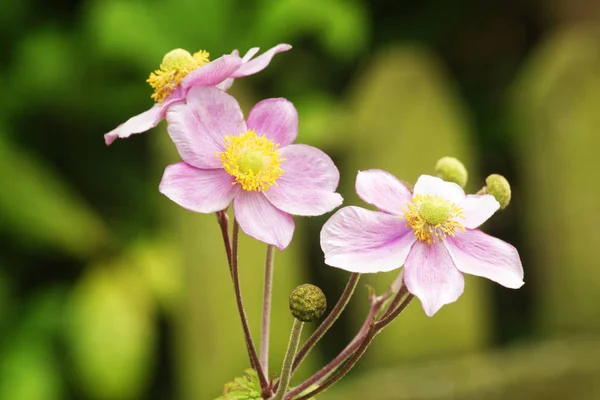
[218,130,284,192]
[403,194,465,245]
[147,49,210,103]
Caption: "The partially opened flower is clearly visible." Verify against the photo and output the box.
[159,86,343,250]
[320,170,524,316]
[104,44,291,145]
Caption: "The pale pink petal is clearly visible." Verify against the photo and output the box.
[105,102,169,145]
[217,78,235,91]
[240,47,260,62]
[458,194,500,229]
[276,145,340,191]
[355,169,413,216]
[181,54,243,90]
[264,144,342,216]
[413,175,465,204]
[166,86,247,169]
[159,162,240,213]
[233,191,295,251]
[404,241,465,317]
[320,206,416,273]
[231,44,292,78]
[445,229,524,289]
[246,98,298,146]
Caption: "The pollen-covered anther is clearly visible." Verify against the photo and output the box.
[404,194,465,245]
[219,130,284,192]
[147,48,210,103]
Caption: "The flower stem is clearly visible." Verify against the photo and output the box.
[292,273,360,373]
[260,244,275,377]
[375,293,414,331]
[379,284,408,321]
[229,218,269,393]
[285,292,385,399]
[293,294,415,400]
[215,211,233,274]
[294,325,376,400]
[273,318,304,400]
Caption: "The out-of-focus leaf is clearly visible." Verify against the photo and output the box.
[0,271,10,332]
[256,0,369,59]
[511,27,600,334]
[0,287,66,400]
[84,1,168,65]
[0,336,63,400]
[127,237,183,313]
[66,263,155,400]
[20,287,66,339]
[0,133,107,257]
[10,26,74,103]
[0,0,30,38]
[293,92,349,146]
[321,336,600,400]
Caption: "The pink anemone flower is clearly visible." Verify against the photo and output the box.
[320,170,524,316]
[104,44,291,145]
[159,86,343,250]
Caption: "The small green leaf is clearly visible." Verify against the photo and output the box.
[216,369,262,400]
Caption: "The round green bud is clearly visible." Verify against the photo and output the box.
[435,156,468,188]
[485,174,511,210]
[289,284,327,322]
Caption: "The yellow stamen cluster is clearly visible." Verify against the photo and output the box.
[219,130,284,192]
[403,194,465,245]
[147,49,210,103]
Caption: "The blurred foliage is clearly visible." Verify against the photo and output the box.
[322,336,600,400]
[2,0,600,399]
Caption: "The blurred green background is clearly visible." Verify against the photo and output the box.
[2,0,600,399]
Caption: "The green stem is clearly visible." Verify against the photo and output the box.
[273,319,304,400]
[260,244,275,377]
[292,273,360,373]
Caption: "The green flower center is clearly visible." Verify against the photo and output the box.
[418,196,452,225]
[403,194,466,245]
[238,150,265,175]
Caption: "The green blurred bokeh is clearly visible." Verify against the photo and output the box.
[2,0,600,399]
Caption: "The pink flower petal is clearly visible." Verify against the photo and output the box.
[159,162,240,213]
[246,98,298,146]
[458,194,500,229]
[320,206,416,273]
[355,169,413,216]
[104,103,169,145]
[404,241,465,317]
[166,86,247,169]
[217,78,234,91]
[240,47,260,62]
[181,54,243,90]
[231,44,292,78]
[233,191,295,251]
[413,175,465,204]
[264,144,342,216]
[445,229,524,289]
